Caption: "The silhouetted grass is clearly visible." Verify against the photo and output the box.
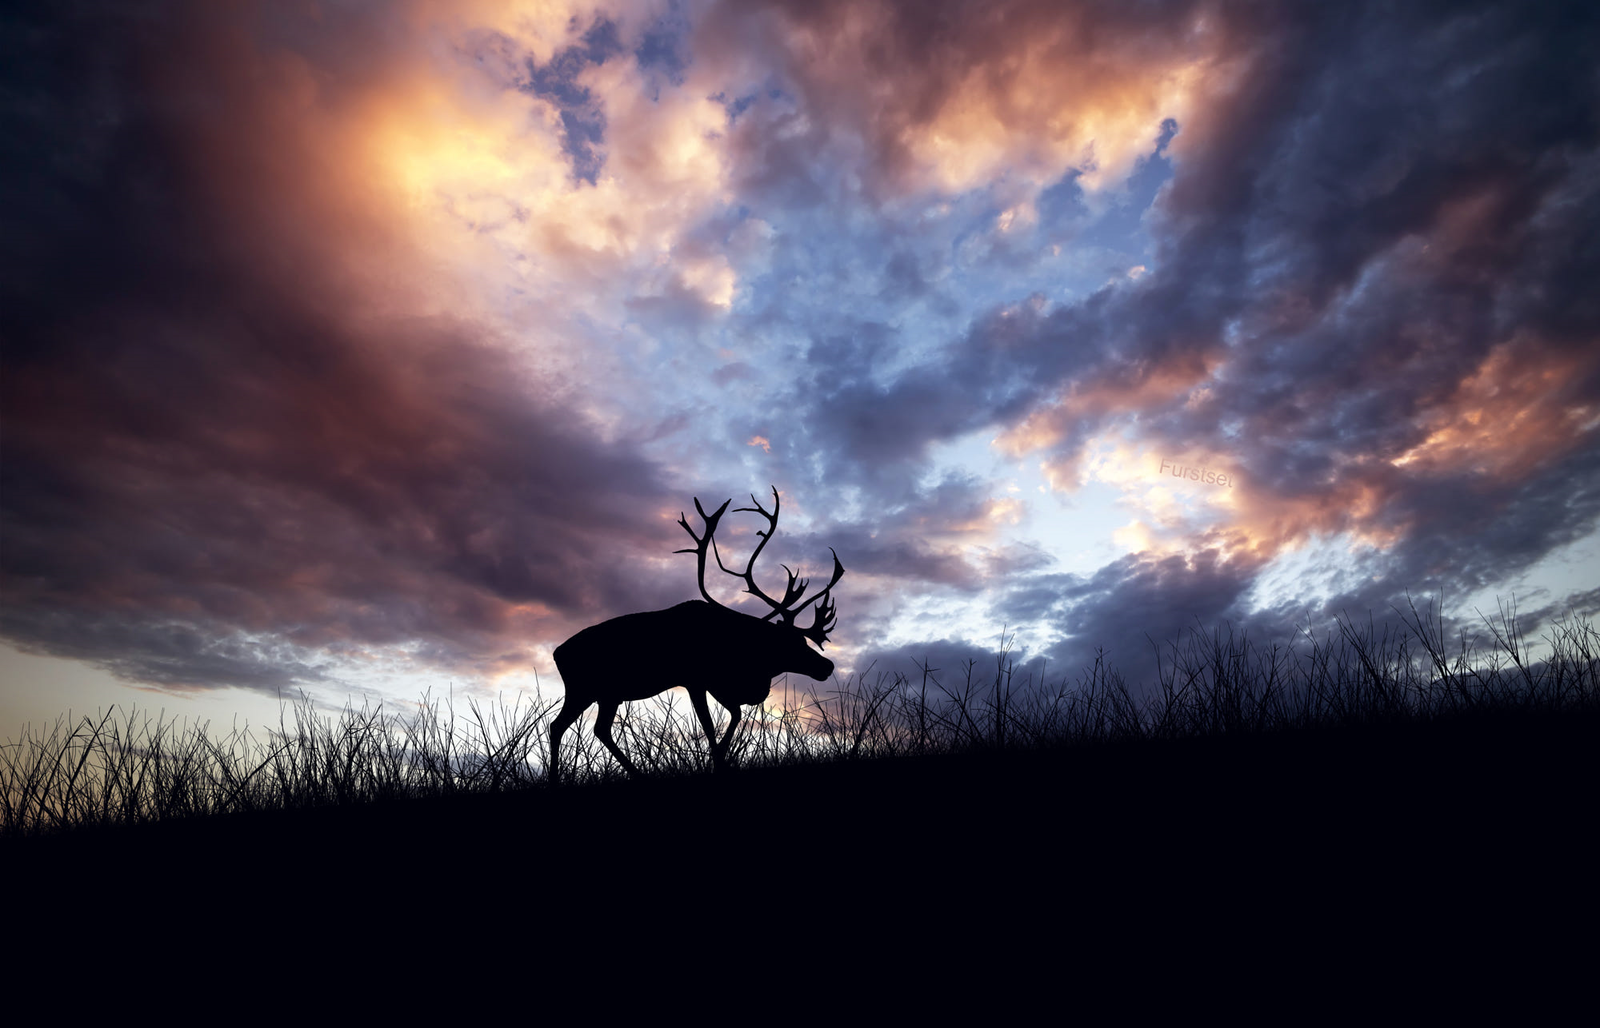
[4,599,1595,839]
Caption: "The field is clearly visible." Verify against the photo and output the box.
[5,600,1595,839]
[4,601,1594,983]
[6,602,1593,832]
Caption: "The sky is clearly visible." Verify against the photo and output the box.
[3,0,1599,733]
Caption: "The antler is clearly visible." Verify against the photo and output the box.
[720,487,845,637]
[802,574,840,648]
[718,487,795,619]
[677,487,845,643]
[675,497,733,606]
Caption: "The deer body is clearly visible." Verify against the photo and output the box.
[556,600,833,704]
[551,601,832,780]
[548,489,843,783]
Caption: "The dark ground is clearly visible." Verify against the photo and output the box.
[6,711,1593,999]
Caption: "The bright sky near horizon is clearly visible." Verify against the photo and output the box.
[3,0,1598,734]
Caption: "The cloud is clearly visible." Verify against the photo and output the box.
[699,0,1226,199]
[4,0,1598,700]
[1,0,689,690]
[698,0,1600,678]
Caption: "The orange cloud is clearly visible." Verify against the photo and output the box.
[898,33,1211,196]
[347,6,738,326]
[1069,329,1599,574]
[996,350,1218,472]
[1391,333,1598,479]
[710,0,1235,199]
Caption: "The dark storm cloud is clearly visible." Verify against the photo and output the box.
[1042,553,1264,683]
[797,297,1106,483]
[0,2,677,690]
[702,0,1600,681]
[0,608,334,692]
[1123,1,1600,642]
[850,637,1053,692]
[6,0,1599,698]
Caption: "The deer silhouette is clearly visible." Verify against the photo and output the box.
[549,488,844,783]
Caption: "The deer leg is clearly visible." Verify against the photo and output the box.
[593,700,642,777]
[716,704,743,769]
[548,694,586,786]
[689,688,725,771]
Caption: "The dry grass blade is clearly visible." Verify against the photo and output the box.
[4,602,1596,840]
